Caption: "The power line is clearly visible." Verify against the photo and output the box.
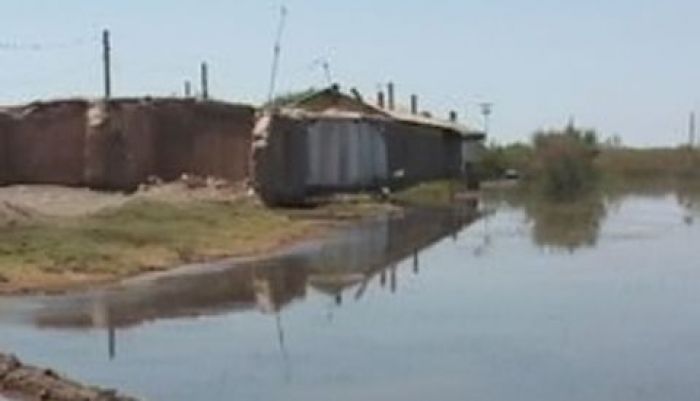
[0,34,98,52]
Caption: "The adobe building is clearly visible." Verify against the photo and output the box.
[0,98,254,191]
[253,85,486,205]
[1,85,485,203]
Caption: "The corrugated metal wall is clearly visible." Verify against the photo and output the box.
[306,120,388,189]
[461,140,483,165]
[254,113,484,205]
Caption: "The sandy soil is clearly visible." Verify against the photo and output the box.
[0,179,246,224]
[0,186,128,219]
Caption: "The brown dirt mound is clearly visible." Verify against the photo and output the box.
[0,178,246,222]
[0,353,138,401]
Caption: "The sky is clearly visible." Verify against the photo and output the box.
[2,0,700,146]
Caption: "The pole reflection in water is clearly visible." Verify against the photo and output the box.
[5,186,700,401]
[26,202,481,361]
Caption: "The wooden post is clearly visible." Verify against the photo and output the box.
[201,62,209,100]
[102,30,111,99]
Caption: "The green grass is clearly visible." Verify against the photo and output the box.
[392,180,467,206]
[0,199,313,290]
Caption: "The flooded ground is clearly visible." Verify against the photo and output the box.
[1,184,700,401]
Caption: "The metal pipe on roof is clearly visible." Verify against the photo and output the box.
[410,94,418,115]
[377,91,385,109]
[449,111,458,122]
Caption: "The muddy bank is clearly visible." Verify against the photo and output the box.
[0,178,469,295]
[0,181,311,295]
[0,353,138,401]
[0,182,402,295]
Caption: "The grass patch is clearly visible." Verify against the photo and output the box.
[596,147,700,179]
[0,198,314,291]
[392,180,467,206]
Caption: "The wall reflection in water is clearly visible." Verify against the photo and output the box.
[31,201,480,359]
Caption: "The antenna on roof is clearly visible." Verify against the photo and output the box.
[311,57,333,86]
[267,6,288,107]
[321,60,332,86]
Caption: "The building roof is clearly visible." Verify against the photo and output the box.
[281,85,485,140]
[287,85,389,117]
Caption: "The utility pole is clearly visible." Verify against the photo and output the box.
[102,29,111,99]
[690,111,696,148]
[200,62,209,100]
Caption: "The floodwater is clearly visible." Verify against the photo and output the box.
[1,184,700,401]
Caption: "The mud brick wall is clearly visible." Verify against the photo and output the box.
[150,100,253,184]
[0,112,12,185]
[84,100,156,190]
[6,101,87,186]
[0,98,255,191]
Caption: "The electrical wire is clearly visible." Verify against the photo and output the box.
[0,34,98,52]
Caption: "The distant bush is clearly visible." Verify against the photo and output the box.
[530,126,600,199]
[596,146,700,179]
[479,142,533,180]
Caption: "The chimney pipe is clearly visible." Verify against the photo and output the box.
[387,82,395,111]
[410,94,418,115]
[350,88,363,102]
[377,91,385,109]
[184,80,192,98]
[449,111,458,122]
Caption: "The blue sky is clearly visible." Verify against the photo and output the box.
[2,0,699,146]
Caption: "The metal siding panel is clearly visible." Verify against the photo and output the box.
[372,126,388,182]
[306,119,390,190]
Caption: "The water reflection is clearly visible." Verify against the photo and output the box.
[676,182,700,225]
[4,184,700,401]
[486,187,607,251]
[27,201,480,359]
[525,195,606,251]
[483,179,700,252]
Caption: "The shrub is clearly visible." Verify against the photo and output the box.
[531,126,600,199]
